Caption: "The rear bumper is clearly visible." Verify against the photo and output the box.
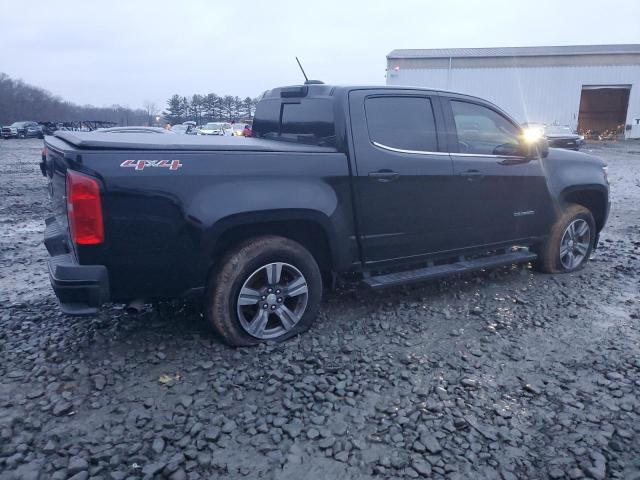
[45,217,110,315]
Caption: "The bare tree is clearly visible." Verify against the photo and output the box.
[143,100,159,126]
[0,72,149,126]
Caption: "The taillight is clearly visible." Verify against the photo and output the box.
[66,170,104,245]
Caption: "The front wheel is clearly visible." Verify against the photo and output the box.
[205,236,323,346]
[534,203,596,273]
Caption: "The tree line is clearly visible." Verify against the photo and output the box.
[0,72,149,126]
[162,94,261,125]
[0,72,260,128]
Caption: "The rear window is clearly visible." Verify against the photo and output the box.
[253,98,335,147]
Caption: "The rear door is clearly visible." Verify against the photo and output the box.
[442,96,553,249]
[348,89,454,265]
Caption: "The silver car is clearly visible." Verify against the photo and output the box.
[199,122,232,136]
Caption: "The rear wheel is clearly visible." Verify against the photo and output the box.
[205,236,322,346]
[534,203,595,273]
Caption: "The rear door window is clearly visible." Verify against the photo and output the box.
[365,96,438,152]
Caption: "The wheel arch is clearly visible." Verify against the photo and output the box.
[559,185,609,232]
[206,209,340,278]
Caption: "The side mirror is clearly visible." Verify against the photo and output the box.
[520,127,549,158]
[493,137,548,159]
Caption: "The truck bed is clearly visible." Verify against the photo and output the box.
[51,131,338,152]
[43,129,354,305]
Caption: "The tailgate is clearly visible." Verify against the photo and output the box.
[42,136,74,240]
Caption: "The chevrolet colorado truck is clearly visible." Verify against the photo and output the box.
[42,84,610,346]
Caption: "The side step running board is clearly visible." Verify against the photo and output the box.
[362,251,537,290]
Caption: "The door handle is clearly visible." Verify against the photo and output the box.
[368,170,399,182]
[458,169,484,181]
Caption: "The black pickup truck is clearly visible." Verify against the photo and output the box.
[42,84,610,346]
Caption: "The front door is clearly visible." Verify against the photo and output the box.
[348,90,454,265]
[442,97,554,250]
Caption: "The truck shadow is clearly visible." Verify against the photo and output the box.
[92,262,535,350]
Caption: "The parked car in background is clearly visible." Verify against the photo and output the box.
[230,124,247,136]
[40,122,59,136]
[172,124,196,135]
[523,123,584,150]
[95,127,173,134]
[94,127,174,133]
[199,122,232,136]
[2,121,44,139]
[544,125,584,150]
[231,124,252,136]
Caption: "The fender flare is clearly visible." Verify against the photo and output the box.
[200,208,346,275]
[558,184,609,230]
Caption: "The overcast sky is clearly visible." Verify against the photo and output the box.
[1,0,639,110]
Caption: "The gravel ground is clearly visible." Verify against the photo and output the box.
[0,138,639,480]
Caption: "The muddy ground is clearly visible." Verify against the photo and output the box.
[0,138,638,480]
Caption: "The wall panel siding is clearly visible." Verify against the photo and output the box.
[387,63,640,137]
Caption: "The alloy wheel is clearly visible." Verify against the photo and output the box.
[559,219,591,269]
[236,262,308,340]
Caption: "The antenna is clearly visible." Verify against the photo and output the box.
[295,57,309,83]
[294,57,325,85]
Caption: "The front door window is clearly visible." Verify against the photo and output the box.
[451,101,521,156]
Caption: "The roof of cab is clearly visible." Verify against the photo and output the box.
[262,83,484,102]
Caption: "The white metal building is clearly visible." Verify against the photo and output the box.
[386,44,640,139]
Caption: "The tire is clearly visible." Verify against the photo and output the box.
[534,203,596,273]
[205,235,323,346]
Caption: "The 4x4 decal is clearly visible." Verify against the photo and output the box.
[120,159,183,171]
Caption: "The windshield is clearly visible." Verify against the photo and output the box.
[204,123,224,130]
[11,122,26,127]
[545,125,573,135]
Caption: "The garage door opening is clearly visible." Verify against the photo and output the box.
[578,85,630,138]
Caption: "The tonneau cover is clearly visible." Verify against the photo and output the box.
[52,131,337,153]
